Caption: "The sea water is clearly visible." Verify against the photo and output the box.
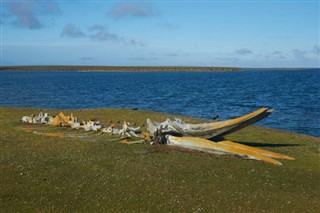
[0,69,319,137]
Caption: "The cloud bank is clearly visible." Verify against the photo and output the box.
[108,2,158,19]
[2,1,61,29]
[61,24,86,38]
[292,49,306,59]
[312,45,320,55]
[88,25,122,42]
[60,24,145,46]
[235,48,253,55]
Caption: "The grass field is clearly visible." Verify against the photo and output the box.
[1,107,319,212]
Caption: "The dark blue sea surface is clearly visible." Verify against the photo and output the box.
[1,69,319,137]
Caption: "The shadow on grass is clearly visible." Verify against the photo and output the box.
[211,136,301,148]
[228,141,300,148]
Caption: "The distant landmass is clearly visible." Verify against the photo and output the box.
[1,66,315,72]
[245,67,312,71]
[0,65,242,72]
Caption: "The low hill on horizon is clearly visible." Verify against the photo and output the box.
[1,65,242,72]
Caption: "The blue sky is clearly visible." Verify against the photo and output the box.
[1,0,319,67]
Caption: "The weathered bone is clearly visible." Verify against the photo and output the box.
[166,135,284,165]
[105,122,141,137]
[22,114,35,123]
[49,115,61,126]
[147,108,273,139]
[21,109,295,165]
[217,140,295,160]
[147,108,294,165]
[22,112,102,132]
[81,120,102,131]
[40,113,50,124]
[34,112,44,123]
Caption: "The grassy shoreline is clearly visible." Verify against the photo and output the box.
[1,107,319,212]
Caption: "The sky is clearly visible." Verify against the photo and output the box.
[1,0,319,67]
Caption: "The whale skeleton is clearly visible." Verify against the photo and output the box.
[21,111,140,137]
[21,108,295,165]
[146,108,295,165]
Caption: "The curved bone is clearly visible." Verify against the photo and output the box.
[147,108,273,139]
[217,140,295,160]
[166,135,283,165]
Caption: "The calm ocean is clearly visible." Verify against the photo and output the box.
[0,69,319,137]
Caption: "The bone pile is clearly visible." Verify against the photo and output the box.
[22,108,295,165]
[22,112,140,137]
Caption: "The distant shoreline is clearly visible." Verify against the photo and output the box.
[0,65,242,72]
[1,65,316,72]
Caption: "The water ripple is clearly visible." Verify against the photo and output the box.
[0,69,319,137]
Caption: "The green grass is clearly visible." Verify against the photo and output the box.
[1,107,319,212]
